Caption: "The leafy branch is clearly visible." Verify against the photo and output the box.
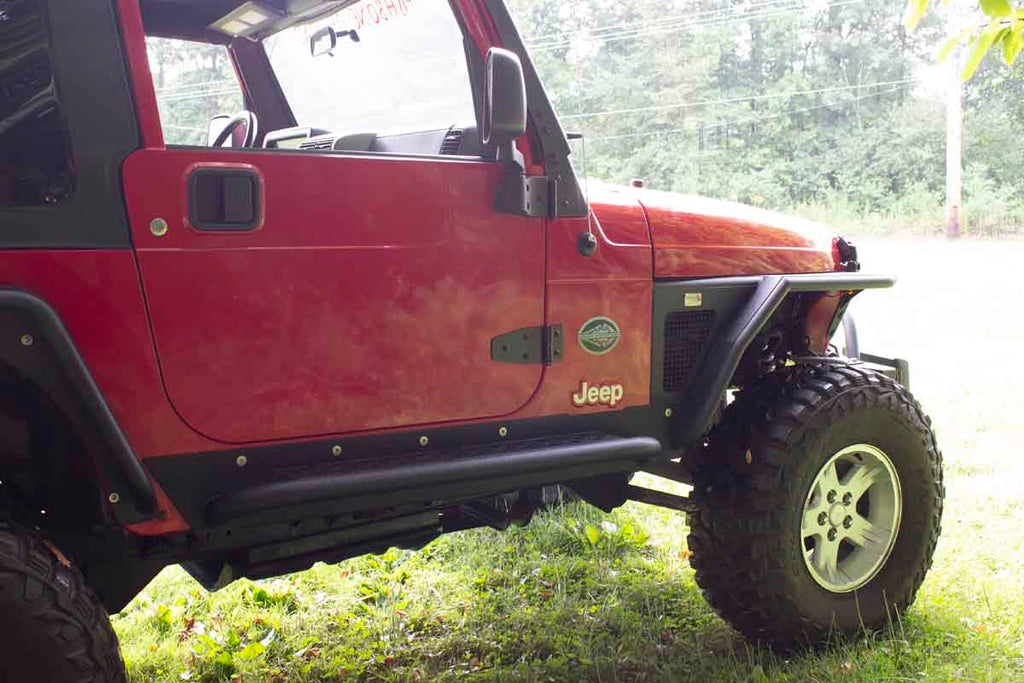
[907,0,1024,78]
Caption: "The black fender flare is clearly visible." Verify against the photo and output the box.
[671,273,895,446]
[0,289,156,517]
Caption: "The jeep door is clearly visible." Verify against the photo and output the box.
[121,0,545,444]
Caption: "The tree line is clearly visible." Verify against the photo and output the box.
[510,0,1024,234]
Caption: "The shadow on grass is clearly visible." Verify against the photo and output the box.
[116,501,1023,682]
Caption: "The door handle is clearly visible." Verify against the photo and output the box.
[188,167,262,231]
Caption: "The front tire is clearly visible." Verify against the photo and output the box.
[0,527,125,682]
[686,362,943,647]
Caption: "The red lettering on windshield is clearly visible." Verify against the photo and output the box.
[344,0,413,30]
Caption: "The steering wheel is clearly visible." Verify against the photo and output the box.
[212,110,259,148]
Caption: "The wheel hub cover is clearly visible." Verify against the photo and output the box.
[827,504,845,527]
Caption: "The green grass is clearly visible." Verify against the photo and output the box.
[113,238,1024,682]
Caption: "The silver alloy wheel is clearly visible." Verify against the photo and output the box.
[801,444,902,593]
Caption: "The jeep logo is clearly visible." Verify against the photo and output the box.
[577,316,620,355]
[571,381,624,408]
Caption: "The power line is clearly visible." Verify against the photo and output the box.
[533,3,864,52]
[530,0,870,52]
[586,85,906,142]
[161,124,207,132]
[561,78,918,120]
[154,79,236,95]
[528,0,805,49]
[531,9,797,51]
[157,88,241,103]
[524,0,801,44]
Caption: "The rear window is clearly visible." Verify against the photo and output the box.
[0,0,74,207]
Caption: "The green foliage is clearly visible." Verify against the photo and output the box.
[146,38,243,145]
[504,0,1024,235]
[909,0,1024,79]
[244,582,298,612]
[113,473,1024,681]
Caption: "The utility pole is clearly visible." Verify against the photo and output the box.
[945,47,963,239]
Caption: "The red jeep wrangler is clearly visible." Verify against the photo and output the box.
[0,0,943,678]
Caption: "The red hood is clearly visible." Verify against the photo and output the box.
[587,182,836,279]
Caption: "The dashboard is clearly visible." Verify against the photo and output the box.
[263,124,483,157]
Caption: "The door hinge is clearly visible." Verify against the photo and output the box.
[491,324,563,364]
[496,174,556,218]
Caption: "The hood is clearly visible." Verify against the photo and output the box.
[588,182,836,279]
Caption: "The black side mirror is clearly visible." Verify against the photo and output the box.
[482,47,526,163]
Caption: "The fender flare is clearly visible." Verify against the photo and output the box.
[0,289,156,516]
[671,273,895,446]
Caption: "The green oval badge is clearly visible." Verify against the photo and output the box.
[578,316,621,355]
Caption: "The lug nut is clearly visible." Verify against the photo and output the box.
[817,512,827,526]
[827,490,837,504]
[843,516,853,529]
[842,492,853,506]
[827,528,838,541]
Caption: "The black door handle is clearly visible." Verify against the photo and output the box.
[188,168,262,231]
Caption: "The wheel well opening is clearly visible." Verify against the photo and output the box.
[0,360,105,534]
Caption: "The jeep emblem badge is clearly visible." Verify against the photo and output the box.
[577,316,621,355]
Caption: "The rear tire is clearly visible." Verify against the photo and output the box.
[0,527,125,682]
[686,362,943,647]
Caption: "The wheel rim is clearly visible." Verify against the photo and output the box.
[801,444,902,593]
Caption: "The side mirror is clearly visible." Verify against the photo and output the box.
[207,114,232,146]
[482,47,526,163]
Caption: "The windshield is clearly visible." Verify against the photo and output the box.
[263,0,477,135]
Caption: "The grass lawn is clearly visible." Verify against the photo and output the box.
[112,238,1024,682]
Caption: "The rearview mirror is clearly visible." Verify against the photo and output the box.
[482,48,526,162]
[311,26,360,57]
[310,26,337,57]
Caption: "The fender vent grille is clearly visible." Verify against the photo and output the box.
[663,310,715,392]
[440,129,463,155]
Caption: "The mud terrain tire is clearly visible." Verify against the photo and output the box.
[0,527,125,682]
[686,362,944,647]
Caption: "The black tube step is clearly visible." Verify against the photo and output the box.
[208,432,661,526]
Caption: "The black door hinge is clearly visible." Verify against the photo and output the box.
[491,324,563,364]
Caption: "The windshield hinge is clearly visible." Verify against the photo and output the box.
[491,324,563,365]
[495,174,556,219]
